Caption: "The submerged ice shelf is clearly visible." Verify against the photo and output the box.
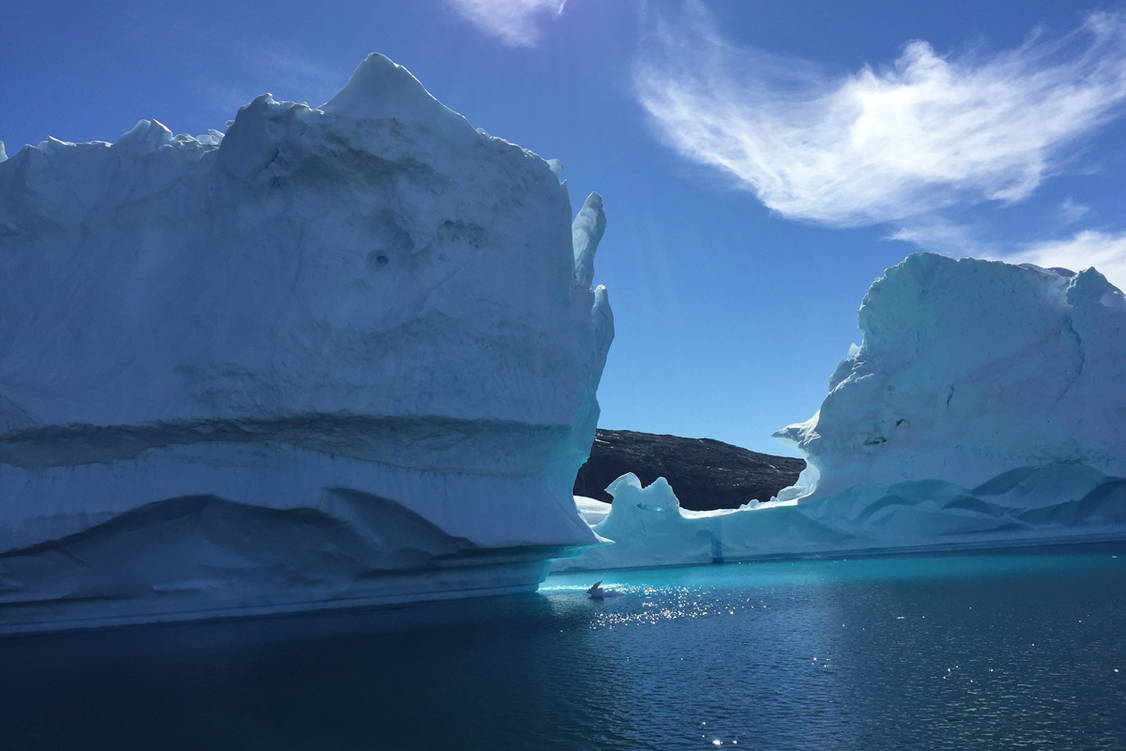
[559,255,1126,572]
[0,53,613,632]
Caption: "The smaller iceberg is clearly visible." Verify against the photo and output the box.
[557,253,1126,572]
[555,464,1126,572]
[586,580,623,599]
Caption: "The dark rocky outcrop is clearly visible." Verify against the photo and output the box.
[573,429,805,511]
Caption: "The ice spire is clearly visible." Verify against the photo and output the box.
[112,120,173,153]
[320,53,474,141]
[572,192,606,289]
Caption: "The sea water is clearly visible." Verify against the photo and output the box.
[1,544,1124,750]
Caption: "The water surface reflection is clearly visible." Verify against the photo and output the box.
[2,544,1124,750]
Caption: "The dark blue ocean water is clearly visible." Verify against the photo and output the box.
[2,544,1124,750]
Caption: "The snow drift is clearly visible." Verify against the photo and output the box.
[559,254,1126,571]
[0,53,613,632]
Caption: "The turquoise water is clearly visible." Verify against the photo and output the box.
[2,544,1125,750]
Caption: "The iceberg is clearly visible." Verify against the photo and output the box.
[0,53,613,632]
[778,253,1126,501]
[558,254,1126,572]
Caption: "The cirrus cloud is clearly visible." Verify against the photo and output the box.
[634,5,1126,227]
[445,0,566,47]
[1006,230,1126,291]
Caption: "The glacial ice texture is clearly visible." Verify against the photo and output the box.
[777,253,1126,501]
[559,254,1126,572]
[0,53,613,631]
[554,465,1126,572]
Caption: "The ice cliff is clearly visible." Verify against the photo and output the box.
[777,253,1126,501]
[559,254,1126,571]
[0,53,613,631]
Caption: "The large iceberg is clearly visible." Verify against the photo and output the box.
[0,53,613,632]
[558,254,1126,572]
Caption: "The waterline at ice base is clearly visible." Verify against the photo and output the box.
[559,254,1126,572]
[0,53,613,633]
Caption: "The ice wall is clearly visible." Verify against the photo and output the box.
[0,53,613,631]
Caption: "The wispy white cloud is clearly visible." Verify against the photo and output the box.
[1005,230,1126,290]
[887,221,996,257]
[890,218,1126,290]
[201,51,348,128]
[635,5,1126,227]
[1058,196,1092,225]
[257,52,342,102]
[445,0,566,47]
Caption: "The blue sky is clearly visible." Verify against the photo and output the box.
[3,0,1125,455]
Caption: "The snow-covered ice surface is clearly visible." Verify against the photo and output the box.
[558,254,1126,572]
[0,53,613,632]
[574,495,612,526]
